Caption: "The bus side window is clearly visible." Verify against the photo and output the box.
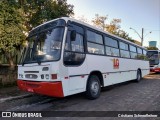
[137,48,143,60]
[105,37,119,56]
[64,26,85,66]
[129,45,137,59]
[87,30,104,55]
[71,33,84,52]
[143,49,147,60]
[120,42,130,58]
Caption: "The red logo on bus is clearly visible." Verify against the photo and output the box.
[113,58,119,69]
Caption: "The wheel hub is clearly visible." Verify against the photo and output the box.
[91,82,99,95]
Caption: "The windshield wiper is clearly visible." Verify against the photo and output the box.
[37,58,41,65]
[147,53,156,58]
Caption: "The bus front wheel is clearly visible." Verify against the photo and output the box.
[85,75,101,100]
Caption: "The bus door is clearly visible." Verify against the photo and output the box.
[63,23,87,92]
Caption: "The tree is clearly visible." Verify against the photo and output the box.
[0,0,26,69]
[106,18,121,34]
[92,14,108,30]
[146,46,159,50]
[0,0,74,68]
[116,29,133,42]
[19,0,74,30]
[92,14,134,42]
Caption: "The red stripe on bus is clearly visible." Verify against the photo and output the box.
[17,80,64,97]
[81,75,85,78]
[64,77,69,79]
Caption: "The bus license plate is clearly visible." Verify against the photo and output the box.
[27,88,34,92]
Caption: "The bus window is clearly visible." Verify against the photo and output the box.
[106,47,119,56]
[129,45,137,59]
[105,37,119,56]
[120,42,129,50]
[71,33,84,52]
[64,25,85,65]
[130,45,137,52]
[87,42,104,54]
[137,48,142,54]
[105,37,118,48]
[87,30,104,55]
[120,42,130,58]
[120,50,130,58]
[87,30,103,44]
[143,50,147,55]
[137,48,144,60]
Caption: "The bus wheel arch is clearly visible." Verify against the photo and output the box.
[85,71,104,99]
[87,71,104,87]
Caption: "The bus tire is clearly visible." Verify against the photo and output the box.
[85,75,101,100]
[136,70,141,82]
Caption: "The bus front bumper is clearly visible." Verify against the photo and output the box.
[17,80,64,97]
[150,68,160,72]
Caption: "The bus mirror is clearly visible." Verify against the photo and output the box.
[70,30,76,41]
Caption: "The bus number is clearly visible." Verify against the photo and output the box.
[113,58,119,69]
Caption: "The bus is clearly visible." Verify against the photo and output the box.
[17,17,149,99]
[147,50,160,73]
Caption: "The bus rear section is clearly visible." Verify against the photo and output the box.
[147,50,160,73]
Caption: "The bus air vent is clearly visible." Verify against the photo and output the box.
[24,71,39,73]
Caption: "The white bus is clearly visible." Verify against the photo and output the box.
[147,50,160,73]
[17,17,149,99]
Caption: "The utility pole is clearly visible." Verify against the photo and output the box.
[130,27,151,46]
[141,28,144,46]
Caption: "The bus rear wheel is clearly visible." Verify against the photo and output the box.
[85,75,101,100]
[136,70,142,82]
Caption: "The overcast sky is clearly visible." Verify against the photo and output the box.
[67,0,160,48]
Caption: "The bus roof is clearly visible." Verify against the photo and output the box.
[30,17,147,50]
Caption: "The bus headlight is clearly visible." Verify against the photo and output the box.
[156,66,159,68]
[19,74,23,78]
[41,74,44,79]
[45,74,49,79]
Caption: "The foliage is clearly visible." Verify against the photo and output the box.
[19,0,74,30]
[92,14,133,42]
[115,30,133,41]
[136,54,148,60]
[0,0,74,68]
[0,0,26,68]
[106,18,121,34]
[92,14,108,30]
[146,46,159,50]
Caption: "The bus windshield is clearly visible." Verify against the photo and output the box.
[20,20,65,65]
[147,51,159,65]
